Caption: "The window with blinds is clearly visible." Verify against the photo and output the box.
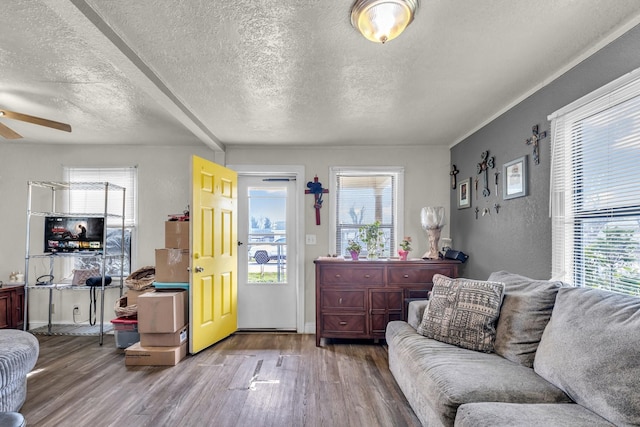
[64,167,138,276]
[549,70,640,296]
[330,167,403,257]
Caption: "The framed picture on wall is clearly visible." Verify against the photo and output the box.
[458,178,471,209]
[503,155,528,200]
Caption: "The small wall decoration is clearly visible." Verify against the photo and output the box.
[503,155,528,200]
[477,150,495,197]
[305,175,329,225]
[457,178,471,209]
[450,164,459,189]
[525,124,548,165]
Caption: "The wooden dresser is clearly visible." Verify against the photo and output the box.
[0,285,25,330]
[315,259,459,346]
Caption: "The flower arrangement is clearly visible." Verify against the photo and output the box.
[399,236,412,252]
[346,240,361,253]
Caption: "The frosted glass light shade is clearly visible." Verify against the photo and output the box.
[420,206,445,230]
[351,0,418,44]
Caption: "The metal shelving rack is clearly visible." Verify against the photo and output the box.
[23,181,125,345]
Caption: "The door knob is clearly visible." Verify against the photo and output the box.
[195,266,204,273]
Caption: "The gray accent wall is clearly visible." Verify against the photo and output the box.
[450,24,640,281]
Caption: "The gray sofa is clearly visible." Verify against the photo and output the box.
[386,271,640,427]
[0,330,39,412]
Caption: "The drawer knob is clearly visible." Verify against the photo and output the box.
[403,274,410,278]
[335,274,341,278]
[339,321,347,326]
[339,298,343,304]
[364,274,370,278]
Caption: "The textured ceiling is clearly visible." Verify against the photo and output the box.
[2,0,640,151]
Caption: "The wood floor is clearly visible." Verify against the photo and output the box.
[21,333,421,427]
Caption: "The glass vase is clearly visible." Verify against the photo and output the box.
[366,241,379,260]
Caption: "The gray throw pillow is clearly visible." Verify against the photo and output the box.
[488,271,563,368]
[534,287,640,427]
[417,274,505,352]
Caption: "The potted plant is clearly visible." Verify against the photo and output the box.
[358,221,385,260]
[346,240,362,260]
[398,236,412,261]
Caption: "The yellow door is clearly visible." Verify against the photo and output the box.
[190,155,238,354]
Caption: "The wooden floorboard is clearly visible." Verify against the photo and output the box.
[21,333,421,427]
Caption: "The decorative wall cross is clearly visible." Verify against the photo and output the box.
[525,124,548,165]
[476,150,495,197]
[450,164,459,189]
[305,176,329,225]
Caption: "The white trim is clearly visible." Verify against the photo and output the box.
[227,164,306,334]
[304,322,316,334]
[548,66,640,120]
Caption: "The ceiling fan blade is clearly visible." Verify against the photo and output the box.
[0,121,22,139]
[0,109,72,133]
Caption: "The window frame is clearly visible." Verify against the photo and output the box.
[329,166,404,257]
[549,68,640,296]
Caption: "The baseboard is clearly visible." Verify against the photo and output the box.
[304,322,315,334]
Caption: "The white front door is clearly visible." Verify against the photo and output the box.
[237,175,297,330]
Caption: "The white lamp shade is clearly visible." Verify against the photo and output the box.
[421,206,445,230]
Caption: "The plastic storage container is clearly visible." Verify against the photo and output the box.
[111,317,139,349]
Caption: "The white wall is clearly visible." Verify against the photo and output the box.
[226,144,451,326]
[1,142,450,328]
[0,143,218,326]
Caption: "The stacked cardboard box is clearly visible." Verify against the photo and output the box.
[124,290,188,366]
[155,221,190,283]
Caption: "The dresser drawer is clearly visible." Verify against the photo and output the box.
[320,266,384,285]
[388,265,454,285]
[321,290,366,311]
[322,314,366,333]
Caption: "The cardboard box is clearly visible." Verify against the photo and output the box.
[140,324,188,347]
[138,290,187,333]
[126,288,155,305]
[124,341,187,366]
[165,221,189,249]
[155,248,189,283]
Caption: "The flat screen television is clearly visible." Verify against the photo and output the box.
[44,216,105,253]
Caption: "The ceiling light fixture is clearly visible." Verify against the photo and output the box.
[351,0,418,44]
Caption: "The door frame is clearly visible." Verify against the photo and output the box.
[227,164,306,333]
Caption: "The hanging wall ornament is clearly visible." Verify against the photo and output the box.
[305,176,328,225]
[525,124,548,165]
[477,150,495,197]
[450,164,459,189]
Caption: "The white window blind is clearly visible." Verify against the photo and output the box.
[549,69,640,296]
[64,167,138,276]
[330,167,403,257]
[65,167,137,227]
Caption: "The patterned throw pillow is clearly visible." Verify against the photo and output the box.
[417,274,505,352]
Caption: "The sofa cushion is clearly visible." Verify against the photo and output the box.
[417,275,504,352]
[387,321,572,427]
[487,271,563,367]
[407,299,429,330]
[534,287,640,427]
[455,402,615,427]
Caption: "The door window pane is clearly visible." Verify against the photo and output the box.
[247,186,287,283]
